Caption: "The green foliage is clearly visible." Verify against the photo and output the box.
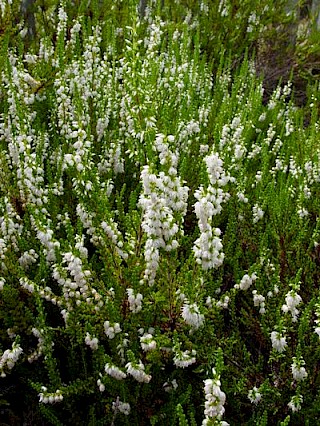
[176,403,189,426]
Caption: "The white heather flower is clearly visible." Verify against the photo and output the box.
[176,289,186,302]
[0,277,5,290]
[193,152,231,271]
[234,143,246,159]
[282,291,302,322]
[24,54,38,64]
[76,204,100,246]
[97,379,105,392]
[297,207,309,218]
[206,296,214,308]
[314,303,320,338]
[181,301,204,330]
[117,337,129,364]
[75,234,88,259]
[203,368,227,423]
[255,171,262,183]
[105,363,127,380]
[84,333,99,351]
[288,394,303,412]
[101,220,127,259]
[127,288,143,313]
[252,204,264,223]
[39,389,63,404]
[271,331,287,353]
[248,386,262,404]
[163,378,178,392]
[27,328,45,363]
[252,290,265,314]
[303,185,311,199]
[218,0,229,17]
[202,421,229,426]
[174,349,197,368]
[0,238,7,260]
[140,333,156,351]
[258,112,266,122]
[193,225,225,270]
[18,249,38,269]
[0,340,23,376]
[237,192,248,203]
[138,139,188,284]
[112,399,130,415]
[238,273,257,291]
[204,152,231,187]
[104,321,121,339]
[200,144,209,154]
[126,361,151,383]
[216,295,230,309]
[291,358,308,381]
[36,227,60,263]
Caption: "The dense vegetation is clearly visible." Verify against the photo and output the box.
[1,1,320,424]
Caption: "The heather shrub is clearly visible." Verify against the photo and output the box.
[1,1,320,425]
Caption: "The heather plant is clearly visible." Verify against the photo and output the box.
[0,0,292,64]
[1,1,320,425]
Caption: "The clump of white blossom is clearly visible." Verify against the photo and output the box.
[112,397,131,416]
[163,378,178,393]
[288,394,303,412]
[252,290,266,314]
[139,134,188,285]
[85,333,99,351]
[252,203,264,223]
[0,340,23,377]
[97,378,105,392]
[237,191,249,203]
[125,360,151,383]
[117,337,129,364]
[248,386,262,404]
[193,152,231,270]
[28,328,45,363]
[282,290,302,322]
[18,249,38,269]
[0,277,5,291]
[38,387,63,404]
[52,249,102,311]
[271,330,287,353]
[314,302,320,338]
[216,295,230,310]
[181,300,205,330]
[127,288,143,313]
[203,368,228,425]
[104,321,121,339]
[34,221,60,264]
[101,220,128,259]
[218,0,230,17]
[140,333,157,351]
[297,207,309,218]
[291,357,308,382]
[173,346,197,369]
[0,0,12,18]
[234,272,257,291]
[19,277,35,293]
[105,363,127,380]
